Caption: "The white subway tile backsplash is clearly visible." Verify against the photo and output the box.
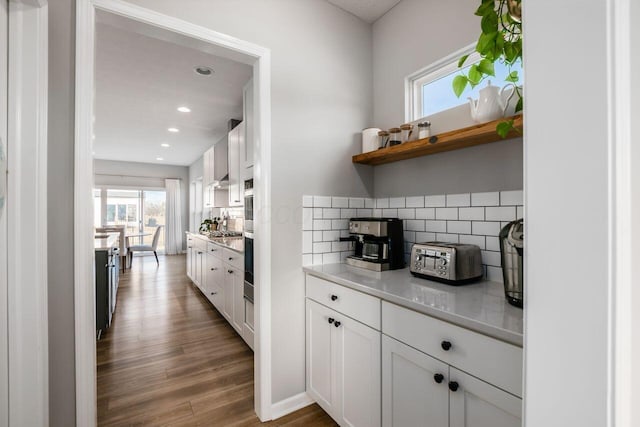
[340,251,352,263]
[406,219,426,232]
[500,190,523,206]
[416,232,437,242]
[389,197,406,208]
[332,197,349,208]
[382,208,398,217]
[425,220,447,233]
[332,241,350,252]
[415,208,436,220]
[314,219,333,230]
[314,196,331,208]
[349,198,365,208]
[302,195,313,207]
[323,252,341,264]
[313,208,323,218]
[472,191,499,207]
[446,193,470,207]
[302,254,313,266]
[459,234,485,249]
[406,196,425,208]
[485,206,516,221]
[365,198,375,208]
[341,208,356,219]
[376,198,389,208]
[357,208,373,217]
[486,265,503,282]
[302,208,313,230]
[313,254,323,265]
[323,230,340,241]
[472,221,501,236]
[481,250,502,267]
[313,242,331,253]
[322,208,341,219]
[404,231,416,243]
[332,219,349,230]
[372,209,382,218]
[436,233,459,243]
[303,231,313,254]
[313,231,323,242]
[447,220,471,234]
[397,208,415,220]
[425,195,446,207]
[435,207,458,220]
[459,207,485,221]
[486,236,500,251]
[340,230,351,238]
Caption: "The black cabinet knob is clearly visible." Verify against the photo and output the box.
[328,318,334,324]
[441,340,452,351]
[448,381,459,392]
[330,295,338,301]
[211,268,217,271]
[434,373,444,384]
[334,321,341,327]
[228,269,233,274]
[228,257,233,261]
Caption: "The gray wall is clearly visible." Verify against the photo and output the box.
[94,159,189,250]
[371,0,523,197]
[48,0,76,425]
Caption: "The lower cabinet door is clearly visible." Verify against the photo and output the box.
[382,335,449,427]
[206,254,223,310]
[232,266,244,333]
[337,314,381,427]
[306,299,339,419]
[449,367,522,427]
[223,267,234,322]
[186,244,192,279]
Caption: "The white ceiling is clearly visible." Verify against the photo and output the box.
[94,14,253,166]
[326,0,401,23]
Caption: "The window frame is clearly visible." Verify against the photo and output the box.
[405,43,479,122]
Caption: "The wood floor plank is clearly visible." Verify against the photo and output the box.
[98,254,336,426]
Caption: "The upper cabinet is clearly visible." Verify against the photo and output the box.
[203,146,215,188]
[213,135,228,182]
[228,123,243,207]
[243,78,254,169]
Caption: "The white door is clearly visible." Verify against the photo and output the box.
[232,266,244,333]
[382,335,449,427]
[449,367,522,427]
[306,299,339,419]
[0,1,8,424]
[336,314,381,427]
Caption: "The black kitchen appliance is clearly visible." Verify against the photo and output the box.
[244,179,254,233]
[499,219,524,308]
[340,218,405,271]
[244,231,254,303]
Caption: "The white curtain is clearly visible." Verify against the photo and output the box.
[165,179,183,255]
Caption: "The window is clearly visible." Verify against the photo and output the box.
[407,45,523,121]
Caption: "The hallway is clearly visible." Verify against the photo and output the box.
[97,254,335,426]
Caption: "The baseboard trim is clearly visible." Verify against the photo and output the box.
[270,392,314,420]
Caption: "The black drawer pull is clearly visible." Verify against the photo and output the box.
[434,373,444,384]
[328,318,334,324]
[334,321,341,328]
[330,294,338,301]
[228,269,233,274]
[441,340,452,351]
[448,381,459,392]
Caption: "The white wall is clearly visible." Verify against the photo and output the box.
[94,159,189,250]
[371,0,523,197]
[121,0,374,404]
[524,0,610,425]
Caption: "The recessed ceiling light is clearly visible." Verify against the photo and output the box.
[168,127,179,133]
[156,157,164,161]
[194,66,214,76]
[177,106,191,113]
[161,143,170,148]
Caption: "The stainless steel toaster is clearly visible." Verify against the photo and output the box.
[410,242,483,285]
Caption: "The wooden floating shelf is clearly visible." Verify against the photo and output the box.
[352,115,523,166]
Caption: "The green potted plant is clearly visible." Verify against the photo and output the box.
[453,0,522,137]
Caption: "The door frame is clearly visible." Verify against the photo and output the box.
[75,0,273,424]
[6,0,49,425]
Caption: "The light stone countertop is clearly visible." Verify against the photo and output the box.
[303,263,523,347]
[187,232,244,254]
[94,233,119,251]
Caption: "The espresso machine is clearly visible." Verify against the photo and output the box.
[340,218,405,271]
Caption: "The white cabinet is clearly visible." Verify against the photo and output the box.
[243,78,254,169]
[382,335,449,427]
[203,146,215,187]
[232,265,244,332]
[206,253,224,310]
[227,123,243,207]
[242,299,254,350]
[305,298,381,427]
[186,235,193,280]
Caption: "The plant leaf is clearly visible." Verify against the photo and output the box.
[458,54,470,68]
[481,10,499,35]
[452,75,468,97]
[477,59,495,76]
[515,96,523,113]
[468,64,482,85]
[496,120,515,138]
[505,70,519,83]
[475,0,495,17]
[476,32,497,56]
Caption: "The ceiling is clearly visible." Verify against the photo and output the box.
[94,14,253,166]
[326,0,401,23]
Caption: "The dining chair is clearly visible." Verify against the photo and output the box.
[128,226,164,266]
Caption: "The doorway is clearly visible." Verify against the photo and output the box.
[75,1,273,425]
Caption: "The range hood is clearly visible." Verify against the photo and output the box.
[212,173,229,189]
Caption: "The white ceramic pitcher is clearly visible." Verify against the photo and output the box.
[468,80,515,123]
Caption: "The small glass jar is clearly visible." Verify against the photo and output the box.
[388,128,402,146]
[400,124,414,143]
[418,121,431,140]
[377,130,389,149]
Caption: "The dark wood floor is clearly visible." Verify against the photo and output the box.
[98,254,336,426]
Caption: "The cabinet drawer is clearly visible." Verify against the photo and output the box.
[194,237,207,252]
[207,242,223,258]
[306,274,381,330]
[223,248,243,270]
[382,301,522,397]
